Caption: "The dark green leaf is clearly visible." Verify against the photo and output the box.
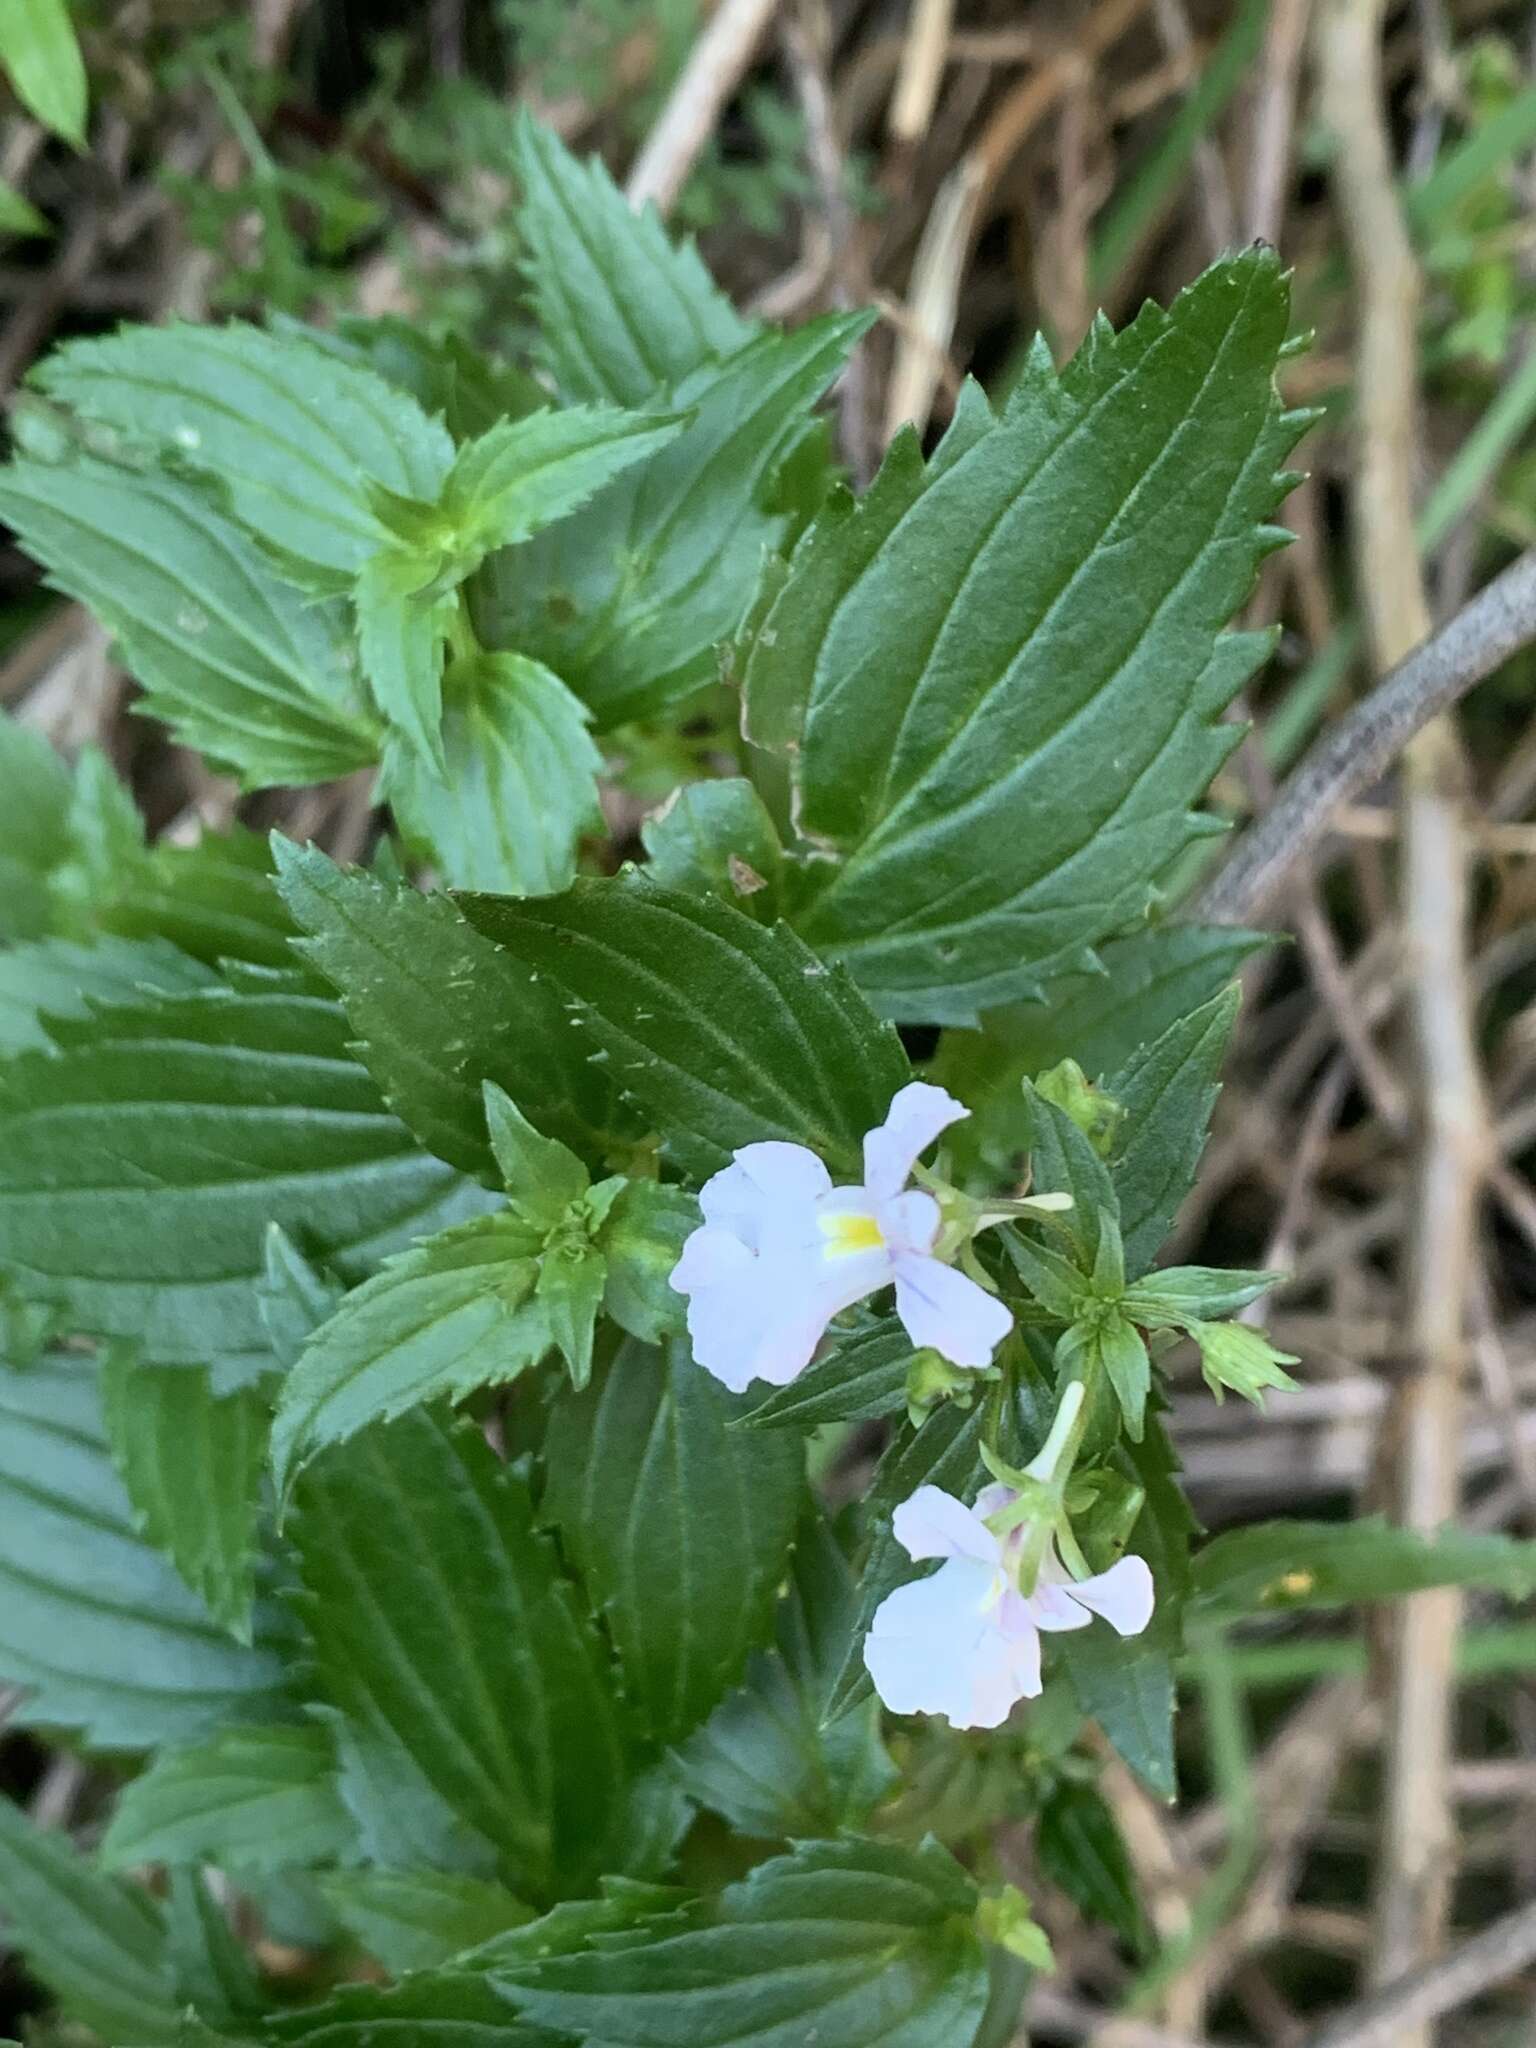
[596,1179,695,1342]
[0,1796,177,2041]
[444,403,686,551]
[0,707,72,940]
[0,0,87,144]
[493,1836,989,2048]
[0,977,493,1374]
[1037,1780,1147,1952]
[641,777,785,920]
[510,112,751,406]
[102,1723,354,1874]
[97,825,299,971]
[476,318,866,725]
[354,555,450,770]
[932,923,1264,1178]
[321,1868,532,1974]
[33,321,453,576]
[0,460,380,788]
[1189,1517,1536,1617]
[101,1352,269,1640]
[674,1510,896,1837]
[165,1865,264,2024]
[309,314,548,439]
[383,653,602,896]
[1109,985,1239,1276]
[258,1224,344,1372]
[739,1317,914,1428]
[536,1240,605,1389]
[1122,1266,1277,1322]
[542,1334,803,1744]
[0,933,216,1055]
[744,253,1301,1023]
[1097,1316,1151,1442]
[455,877,910,1181]
[273,838,630,1177]
[271,1212,548,1493]
[264,1972,557,2046]
[293,1407,636,1900]
[0,1355,289,1748]
[1024,1086,1118,1268]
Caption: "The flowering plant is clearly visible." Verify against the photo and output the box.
[0,113,1502,2048]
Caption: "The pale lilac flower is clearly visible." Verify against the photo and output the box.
[863,1482,1155,1730]
[669,1082,1012,1393]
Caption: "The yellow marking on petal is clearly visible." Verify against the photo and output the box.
[820,1210,886,1257]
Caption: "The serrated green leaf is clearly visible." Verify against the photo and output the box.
[739,1316,914,1428]
[354,553,451,770]
[597,1178,694,1342]
[0,933,217,1054]
[444,403,686,551]
[1058,1420,1188,1799]
[1095,1316,1151,1441]
[321,1868,532,1974]
[1036,1780,1148,1953]
[0,0,87,144]
[1189,1517,1536,1617]
[383,652,602,896]
[272,1212,548,1491]
[0,707,74,940]
[1024,1085,1118,1269]
[165,1865,264,2024]
[293,1407,637,1900]
[325,1706,497,1880]
[510,112,751,406]
[674,1510,896,1837]
[493,1836,989,2048]
[0,459,380,788]
[33,321,453,576]
[265,1972,557,2046]
[933,924,1265,1178]
[0,1355,290,1747]
[1109,984,1239,1276]
[536,1241,605,1390]
[258,1224,344,1372]
[455,877,910,1181]
[745,252,1301,1024]
[273,838,632,1177]
[542,1334,802,1744]
[101,1352,269,1640]
[641,777,785,920]
[0,1797,177,2041]
[474,317,867,725]
[97,825,300,970]
[0,978,493,1373]
[0,175,48,235]
[297,314,547,440]
[483,1080,591,1222]
[103,1723,353,1874]
[1122,1266,1278,1322]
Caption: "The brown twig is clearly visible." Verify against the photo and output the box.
[1193,550,1536,926]
[625,0,782,217]
[1314,5,1489,2034]
[1301,1896,1536,2048]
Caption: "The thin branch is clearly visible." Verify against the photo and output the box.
[1194,549,1536,927]
[1302,1896,1536,2048]
[625,0,781,217]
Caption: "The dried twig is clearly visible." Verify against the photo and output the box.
[1314,5,1487,2034]
[889,0,955,147]
[625,0,781,217]
[1245,0,1314,243]
[1194,549,1536,925]
[1302,1896,1536,2048]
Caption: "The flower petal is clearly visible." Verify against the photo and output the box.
[1024,1580,1095,1633]
[1065,1555,1156,1637]
[698,1141,832,1253]
[876,1188,941,1258]
[893,1253,1012,1368]
[862,1082,969,1202]
[863,1558,999,1723]
[892,1485,1000,1565]
[669,1223,752,1295]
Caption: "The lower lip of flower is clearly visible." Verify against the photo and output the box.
[820,1210,886,1257]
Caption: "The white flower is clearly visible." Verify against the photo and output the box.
[669,1082,1011,1393]
[863,1483,1155,1730]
